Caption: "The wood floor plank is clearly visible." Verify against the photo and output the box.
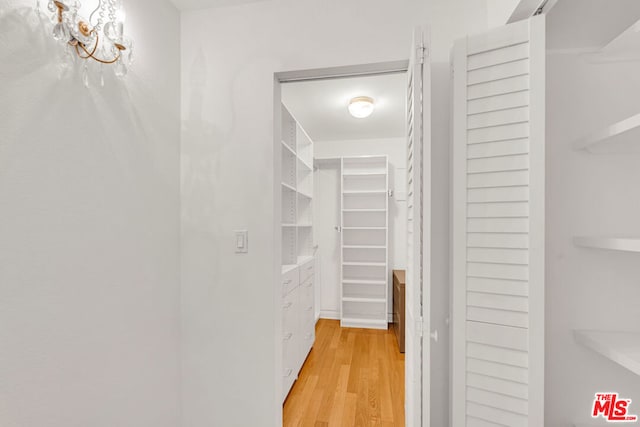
[284,319,404,426]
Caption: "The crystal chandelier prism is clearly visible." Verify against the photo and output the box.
[36,0,134,86]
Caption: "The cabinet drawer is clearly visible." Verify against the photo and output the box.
[282,267,299,296]
[300,277,313,307]
[282,344,297,402]
[300,323,315,364]
[282,319,299,402]
[299,258,314,283]
[282,289,298,334]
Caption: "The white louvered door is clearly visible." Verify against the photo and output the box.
[451,17,545,426]
[406,26,430,427]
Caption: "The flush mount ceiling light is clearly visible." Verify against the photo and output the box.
[35,0,134,87]
[348,96,375,119]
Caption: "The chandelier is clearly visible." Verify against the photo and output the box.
[36,0,134,86]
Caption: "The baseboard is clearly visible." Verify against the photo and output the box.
[319,311,394,323]
[319,310,340,320]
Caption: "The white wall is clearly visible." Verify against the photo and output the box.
[313,160,341,320]
[0,1,181,426]
[180,1,489,425]
[546,53,640,425]
[314,137,407,320]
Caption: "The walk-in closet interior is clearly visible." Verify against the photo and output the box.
[277,72,410,412]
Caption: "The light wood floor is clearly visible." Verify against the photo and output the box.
[283,319,405,427]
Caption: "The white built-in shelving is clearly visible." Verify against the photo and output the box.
[574,330,640,377]
[281,105,315,270]
[340,156,389,330]
[573,237,640,253]
[280,104,316,402]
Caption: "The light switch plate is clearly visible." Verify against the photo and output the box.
[234,230,248,253]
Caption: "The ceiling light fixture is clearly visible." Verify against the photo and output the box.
[348,96,375,118]
[35,0,134,87]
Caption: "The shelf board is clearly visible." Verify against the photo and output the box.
[281,223,296,228]
[572,112,640,151]
[342,209,386,213]
[342,297,386,304]
[342,279,386,285]
[573,236,640,253]
[297,191,312,199]
[343,169,387,176]
[342,226,387,230]
[282,264,297,274]
[586,19,640,63]
[297,255,314,264]
[281,182,296,192]
[342,262,386,267]
[343,171,387,177]
[341,317,388,329]
[574,330,640,377]
[343,190,388,195]
[342,245,386,249]
[281,140,296,156]
[297,157,313,171]
[297,224,312,227]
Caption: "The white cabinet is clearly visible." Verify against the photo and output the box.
[280,104,316,402]
[280,260,315,402]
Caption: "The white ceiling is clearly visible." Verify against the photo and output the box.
[169,0,270,11]
[281,73,406,142]
[547,0,640,50]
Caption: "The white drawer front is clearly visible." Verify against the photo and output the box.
[282,267,298,296]
[299,259,314,283]
[282,289,298,334]
[300,277,314,310]
[282,307,298,402]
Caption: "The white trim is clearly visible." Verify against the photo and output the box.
[272,76,284,426]
[275,57,422,427]
[528,14,546,426]
[276,61,409,83]
[420,27,432,427]
[319,310,340,320]
[450,35,468,427]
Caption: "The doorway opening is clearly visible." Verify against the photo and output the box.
[273,45,430,426]
[281,72,407,425]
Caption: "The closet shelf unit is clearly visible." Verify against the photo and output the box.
[574,330,640,377]
[280,104,316,402]
[340,155,389,330]
[573,237,640,253]
[572,112,640,152]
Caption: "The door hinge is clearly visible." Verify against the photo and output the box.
[416,316,424,337]
[388,189,394,198]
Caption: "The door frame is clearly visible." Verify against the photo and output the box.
[273,58,430,426]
